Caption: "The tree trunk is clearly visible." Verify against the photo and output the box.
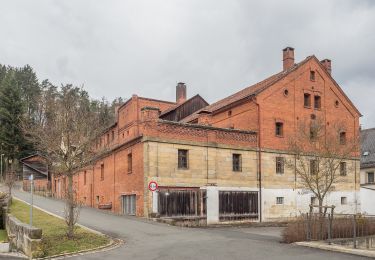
[318,198,324,240]
[66,173,75,238]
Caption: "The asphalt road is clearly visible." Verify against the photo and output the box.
[4,189,368,260]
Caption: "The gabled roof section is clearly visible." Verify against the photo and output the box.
[181,56,312,123]
[20,153,47,162]
[361,128,375,169]
[160,94,209,116]
[181,55,361,123]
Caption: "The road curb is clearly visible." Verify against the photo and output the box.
[11,196,124,259]
[296,241,375,258]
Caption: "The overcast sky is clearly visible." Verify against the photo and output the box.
[0,0,374,127]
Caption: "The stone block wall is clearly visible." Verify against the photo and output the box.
[6,213,43,258]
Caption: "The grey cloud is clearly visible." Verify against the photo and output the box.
[0,0,374,127]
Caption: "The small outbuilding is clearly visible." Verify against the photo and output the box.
[20,154,50,193]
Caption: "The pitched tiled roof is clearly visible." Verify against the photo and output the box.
[361,128,375,169]
[181,56,313,123]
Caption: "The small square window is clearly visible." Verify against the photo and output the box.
[178,149,189,169]
[314,95,321,109]
[311,196,317,205]
[276,197,284,205]
[340,162,347,176]
[275,122,284,137]
[304,93,311,107]
[341,197,347,205]
[310,71,316,81]
[340,132,346,145]
[276,157,284,174]
[232,154,242,172]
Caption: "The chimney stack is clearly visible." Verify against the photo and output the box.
[282,47,295,70]
[176,82,187,104]
[321,59,332,75]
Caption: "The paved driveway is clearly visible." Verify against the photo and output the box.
[7,189,368,260]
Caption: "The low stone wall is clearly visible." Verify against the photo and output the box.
[5,213,43,258]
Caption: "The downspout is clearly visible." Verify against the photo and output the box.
[92,165,95,208]
[255,98,262,222]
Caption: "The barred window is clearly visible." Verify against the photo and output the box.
[178,149,188,169]
[232,154,242,172]
[276,157,284,174]
[276,197,284,205]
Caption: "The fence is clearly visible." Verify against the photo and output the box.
[284,212,375,249]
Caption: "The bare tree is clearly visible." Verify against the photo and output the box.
[286,118,359,214]
[23,85,105,238]
[5,169,16,200]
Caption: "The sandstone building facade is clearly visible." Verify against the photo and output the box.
[52,47,361,223]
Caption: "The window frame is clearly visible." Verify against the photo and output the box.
[178,149,189,169]
[127,153,133,174]
[340,162,347,176]
[275,122,284,137]
[304,93,311,108]
[100,163,104,181]
[310,71,316,81]
[314,95,321,110]
[310,159,319,175]
[276,197,284,205]
[367,172,374,183]
[340,132,346,145]
[275,157,284,174]
[232,153,242,172]
[341,197,347,205]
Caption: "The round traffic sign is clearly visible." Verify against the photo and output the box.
[148,181,158,192]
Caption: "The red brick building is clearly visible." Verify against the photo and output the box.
[52,47,361,222]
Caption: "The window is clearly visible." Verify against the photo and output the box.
[107,133,110,143]
[341,197,347,205]
[368,172,374,183]
[310,71,315,81]
[284,89,289,96]
[310,160,318,175]
[232,154,242,172]
[96,196,100,204]
[100,164,104,181]
[310,126,317,141]
[340,162,347,176]
[275,122,284,137]
[127,153,132,173]
[276,197,284,205]
[340,132,346,145]
[311,196,317,205]
[178,149,188,169]
[304,93,311,107]
[228,110,232,117]
[112,130,115,141]
[84,171,87,185]
[276,157,284,174]
[314,95,321,109]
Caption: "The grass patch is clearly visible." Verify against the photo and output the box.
[0,230,7,242]
[10,199,109,257]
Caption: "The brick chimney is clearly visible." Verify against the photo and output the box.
[282,47,295,70]
[176,82,187,104]
[321,59,332,75]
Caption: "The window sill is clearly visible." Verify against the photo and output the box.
[178,168,189,170]
[127,171,132,174]
[276,173,284,175]
[314,108,322,111]
[304,106,311,109]
[275,135,284,138]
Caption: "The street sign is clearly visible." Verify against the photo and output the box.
[148,181,158,192]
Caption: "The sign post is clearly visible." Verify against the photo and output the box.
[29,174,34,227]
